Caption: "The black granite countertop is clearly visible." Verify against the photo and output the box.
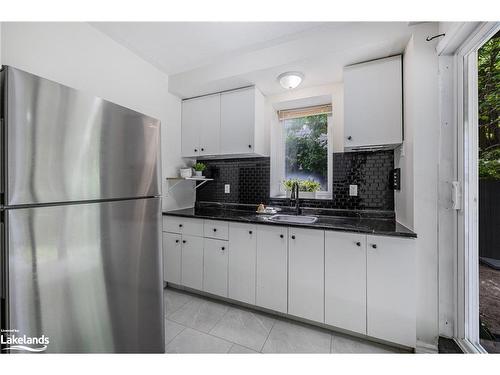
[162,205,416,238]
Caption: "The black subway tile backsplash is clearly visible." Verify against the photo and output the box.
[196,150,395,211]
[331,150,394,210]
[196,157,270,204]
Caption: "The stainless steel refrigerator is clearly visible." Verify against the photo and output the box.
[0,66,164,353]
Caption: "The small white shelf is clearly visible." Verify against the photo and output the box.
[166,177,214,192]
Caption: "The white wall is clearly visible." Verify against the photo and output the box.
[395,23,441,350]
[0,22,193,211]
[266,83,344,197]
[394,37,415,229]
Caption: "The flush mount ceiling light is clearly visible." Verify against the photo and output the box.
[277,71,304,89]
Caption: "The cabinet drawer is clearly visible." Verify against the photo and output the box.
[163,216,203,236]
[204,220,229,240]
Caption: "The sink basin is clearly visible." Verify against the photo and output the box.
[268,214,318,224]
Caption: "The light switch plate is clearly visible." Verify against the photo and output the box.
[349,184,358,196]
[224,184,230,194]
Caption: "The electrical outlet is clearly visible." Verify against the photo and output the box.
[224,184,230,194]
[349,184,358,196]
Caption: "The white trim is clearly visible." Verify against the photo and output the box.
[437,22,481,56]
[437,54,458,338]
[455,21,500,351]
[415,340,438,354]
[455,338,487,354]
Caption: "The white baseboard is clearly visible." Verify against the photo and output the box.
[416,340,439,354]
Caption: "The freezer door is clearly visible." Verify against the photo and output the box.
[3,67,160,206]
[5,198,164,353]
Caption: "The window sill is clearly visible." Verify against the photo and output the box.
[272,193,332,200]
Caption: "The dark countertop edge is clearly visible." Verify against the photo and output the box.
[196,201,396,219]
[162,210,417,239]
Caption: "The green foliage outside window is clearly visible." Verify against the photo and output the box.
[478,32,500,179]
[282,178,321,192]
[284,114,328,189]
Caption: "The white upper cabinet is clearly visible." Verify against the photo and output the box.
[181,86,267,158]
[343,55,403,151]
[220,87,266,156]
[181,94,221,157]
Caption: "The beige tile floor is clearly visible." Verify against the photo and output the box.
[164,287,406,354]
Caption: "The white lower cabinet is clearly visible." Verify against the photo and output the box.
[162,215,416,348]
[203,238,228,297]
[288,228,325,322]
[256,225,288,313]
[228,223,256,304]
[325,231,367,335]
[181,235,204,290]
[163,232,182,284]
[366,235,416,347]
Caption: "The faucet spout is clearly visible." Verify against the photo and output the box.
[294,182,301,215]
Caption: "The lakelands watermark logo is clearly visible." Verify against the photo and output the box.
[1,329,49,352]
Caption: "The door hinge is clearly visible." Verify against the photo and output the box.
[451,181,462,210]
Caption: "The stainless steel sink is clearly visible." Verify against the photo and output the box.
[268,214,318,224]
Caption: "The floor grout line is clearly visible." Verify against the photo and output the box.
[165,324,235,353]
[208,305,232,335]
[165,287,402,354]
[165,320,187,347]
[259,319,277,353]
[164,289,194,318]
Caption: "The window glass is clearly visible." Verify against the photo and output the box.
[284,113,328,190]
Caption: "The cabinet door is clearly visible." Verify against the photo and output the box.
[181,94,220,157]
[228,223,256,304]
[203,238,228,297]
[163,232,182,284]
[366,235,416,347]
[181,98,201,157]
[198,94,221,156]
[256,225,288,313]
[180,235,204,290]
[325,232,366,334]
[288,228,325,322]
[220,88,255,155]
[344,55,402,149]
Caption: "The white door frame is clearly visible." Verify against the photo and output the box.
[455,22,499,353]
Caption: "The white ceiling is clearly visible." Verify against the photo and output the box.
[90,22,327,75]
[91,22,421,98]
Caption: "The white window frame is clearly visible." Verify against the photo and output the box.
[273,113,333,199]
[454,22,500,354]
